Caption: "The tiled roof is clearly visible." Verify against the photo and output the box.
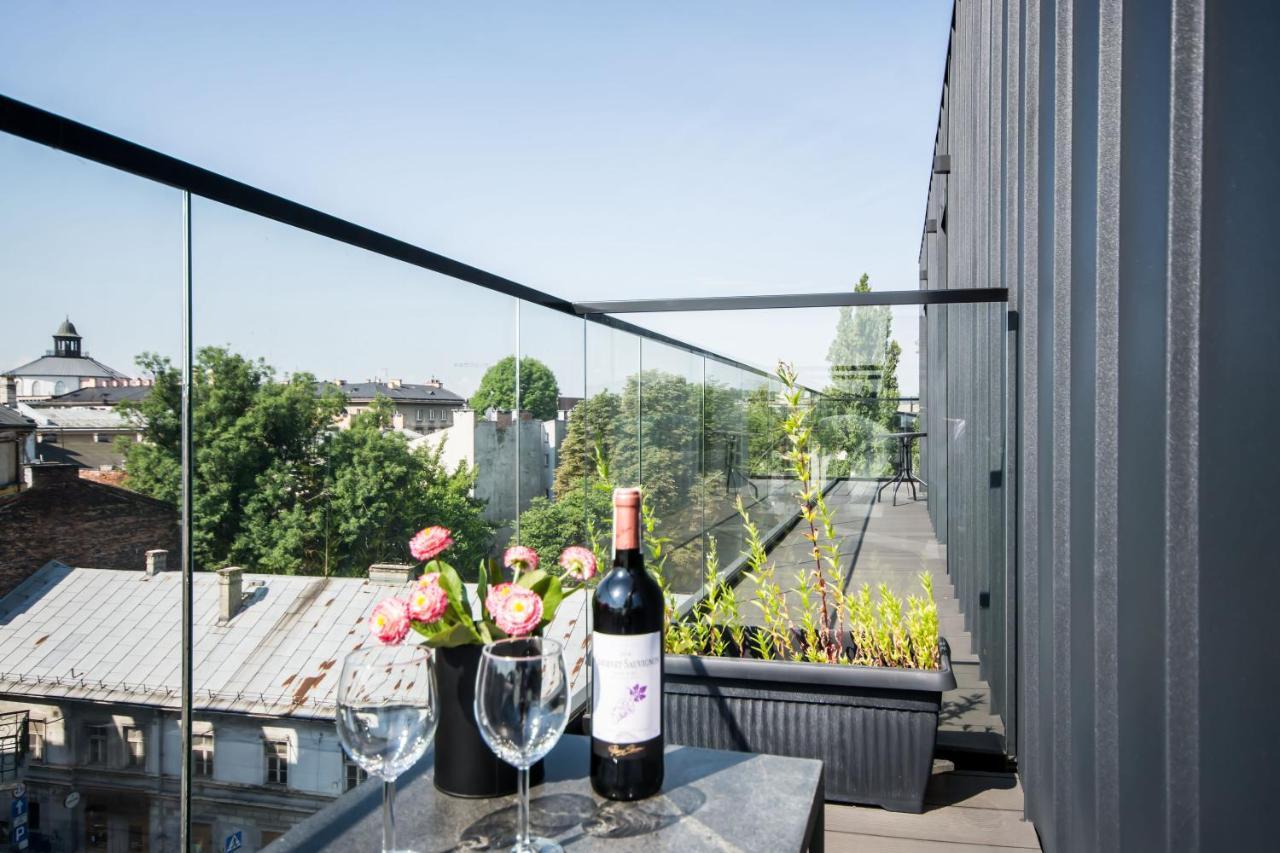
[317,381,465,405]
[4,354,129,379]
[42,385,153,407]
[0,564,590,720]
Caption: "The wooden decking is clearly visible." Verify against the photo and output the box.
[734,480,1038,852]
[825,765,1039,851]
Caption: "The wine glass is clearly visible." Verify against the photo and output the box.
[475,637,570,853]
[336,644,437,853]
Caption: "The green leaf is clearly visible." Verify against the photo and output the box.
[434,561,477,629]
[476,560,489,616]
[538,576,566,625]
[412,618,482,648]
[515,568,549,592]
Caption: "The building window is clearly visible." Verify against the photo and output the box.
[264,739,289,785]
[28,719,45,763]
[416,408,424,421]
[345,758,368,792]
[86,724,109,765]
[28,801,40,831]
[191,823,215,853]
[194,732,214,777]
[261,831,284,846]
[125,726,145,768]
[94,432,112,443]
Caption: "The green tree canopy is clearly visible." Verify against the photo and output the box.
[815,273,903,477]
[468,356,560,422]
[121,347,492,575]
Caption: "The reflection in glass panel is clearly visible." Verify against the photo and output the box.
[0,133,182,851]
[189,196,518,842]
[636,339,704,594]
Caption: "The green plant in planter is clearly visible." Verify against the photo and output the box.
[659,361,942,670]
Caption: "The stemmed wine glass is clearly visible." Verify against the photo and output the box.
[336,644,437,853]
[475,637,570,853]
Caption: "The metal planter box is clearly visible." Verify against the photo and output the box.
[663,640,956,812]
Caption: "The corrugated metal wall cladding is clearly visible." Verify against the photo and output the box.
[922,0,1279,849]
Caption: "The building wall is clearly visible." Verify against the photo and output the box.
[924,1,1279,850]
[425,410,552,527]
[0,465,180,596]
[6,697,347,853]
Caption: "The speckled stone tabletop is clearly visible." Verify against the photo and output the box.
[266,734,824,852]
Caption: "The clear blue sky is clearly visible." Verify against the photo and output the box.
[1,1,950,396]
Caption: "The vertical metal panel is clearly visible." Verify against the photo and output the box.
[1163,2,1202,850]
[1197,3,1280,850]
[1092,1,1122,850]
[920,0,1280,849]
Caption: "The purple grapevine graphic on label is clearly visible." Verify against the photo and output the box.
[612,682,648,723]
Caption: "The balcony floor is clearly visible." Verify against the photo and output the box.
[825,766,1040,851]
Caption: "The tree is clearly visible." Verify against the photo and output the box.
[468,356,560,422]
[120,347,491,576]
[552,392,621,498]
[815,273,903,477]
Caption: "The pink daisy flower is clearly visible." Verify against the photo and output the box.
[368,598,411,645]
[493,587,543,638]
[409,526,453,562]
[408,578,448,624]
[485,582,516,619]
[558,546,598,581]
[503,545,539,574]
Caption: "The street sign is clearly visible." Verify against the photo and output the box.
[10,796,26,818]
[11,781,24,798]
[14,823,28,850]
[224,830,243,853]
[12,810,25,827]
[64,791,80,809]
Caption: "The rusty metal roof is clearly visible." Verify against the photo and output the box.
[0,562,590,720]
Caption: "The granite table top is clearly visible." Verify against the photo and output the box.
[265,735,825,852]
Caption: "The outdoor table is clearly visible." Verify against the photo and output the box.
[265,734,826,852]
[877,430,927,505]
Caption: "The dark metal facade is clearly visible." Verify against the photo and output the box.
[922,1,1279,851]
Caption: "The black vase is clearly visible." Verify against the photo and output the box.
[433,643,543,798]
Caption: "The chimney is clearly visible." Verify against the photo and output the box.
[217,567,245,622]
[369,563,416,584]
[0,375,16,406]
[425,378,442,389]
[24,462,81,488]
[145,549,168,576]
[386,379,401,389]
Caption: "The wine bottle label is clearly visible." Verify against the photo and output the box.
[591,631,661,744]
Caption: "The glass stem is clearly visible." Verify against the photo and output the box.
[518,765,531,848]
[382,777,396,853]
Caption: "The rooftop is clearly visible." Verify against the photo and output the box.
[317,379,465,404]
[41,384,154,407]
[3,353,130,379]
[0,562,589,721]
[20,403,135,431]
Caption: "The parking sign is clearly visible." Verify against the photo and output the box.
[14,822,29,850]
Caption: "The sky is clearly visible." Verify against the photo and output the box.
[0,1,951,397]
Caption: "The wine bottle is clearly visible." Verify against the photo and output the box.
[590,487,664,800]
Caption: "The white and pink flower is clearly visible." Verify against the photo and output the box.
[485,581,516,619]
[493,587,543,637]
[409,526,453,562]
[408,575,448,624]
[503,545,539,575]
[558,546,598,582]
[368,597,411,645]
